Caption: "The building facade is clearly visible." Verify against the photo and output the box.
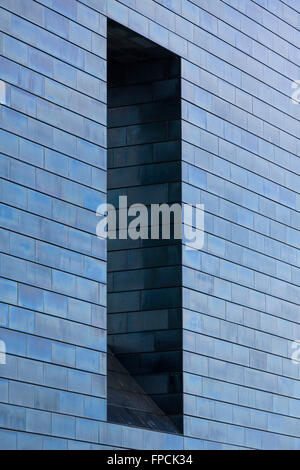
[0,0,300,449]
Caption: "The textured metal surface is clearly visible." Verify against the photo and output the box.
[108,18,171,63]
[107,347,178,433]
[0,0,299,450]
[107,21,182,431]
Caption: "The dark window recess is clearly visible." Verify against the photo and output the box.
[107,20,182,433]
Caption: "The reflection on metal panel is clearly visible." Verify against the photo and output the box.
[107,348,178,433]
